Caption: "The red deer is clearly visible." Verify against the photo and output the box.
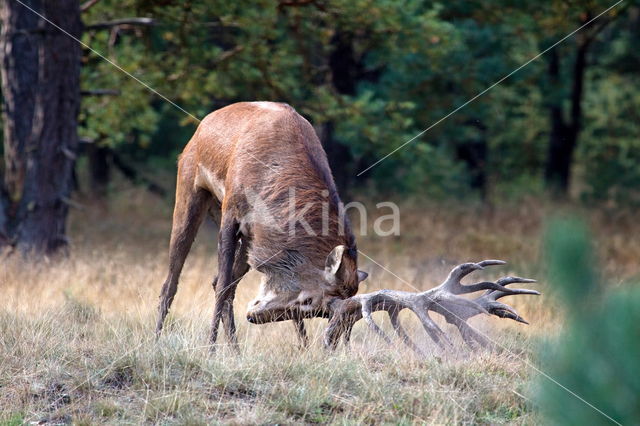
[155,101,368,345]
[155,101,539,352]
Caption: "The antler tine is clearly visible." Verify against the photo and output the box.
[389,309,427,357]
[457,281,522,295]
[496,276,536,286]
[361,300,393,345]
[456,275,537,296]
[414,309,454,350]
[475,287,539,324]
[489,288,541,300]
[446,316,494,349]
[472,275,540,324]
[479,276,538,297]
[437,292,489,316]
[476,259,507,267]
[444,262,482,285]
[443,260,507,294]
[481,300,530,324]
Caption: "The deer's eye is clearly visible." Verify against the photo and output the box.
[301,297,313,306]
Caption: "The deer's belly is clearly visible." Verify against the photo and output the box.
[195,164,226,200]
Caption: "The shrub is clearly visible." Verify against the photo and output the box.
[537,219,640,425]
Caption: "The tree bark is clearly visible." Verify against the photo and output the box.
[324,31,381,194]
[457,120,488,200]
[0,0,82,254]
[544,37,589,195]
[315,122,353,195]
[87,143,111,197]
[0,186,8,245]
[0,0,39,204]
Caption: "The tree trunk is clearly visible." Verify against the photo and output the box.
[315,122,353,195]
[0,0,39,203]
[0,0,82,254]
[87,143,111,197]
[544,39,589,195]
[457,120,488,200]
[0,186,8,245]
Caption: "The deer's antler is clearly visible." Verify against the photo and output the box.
[324,260,539,356]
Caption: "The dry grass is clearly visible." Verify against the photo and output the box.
[1,185,638,424]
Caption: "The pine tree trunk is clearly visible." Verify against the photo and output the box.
[0,187,8,245]
[0,0,39,203]
[0,0,82,254]
[87,144,111,198]
[544,40,589,195]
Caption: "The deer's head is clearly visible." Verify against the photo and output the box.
[246,245,368,323]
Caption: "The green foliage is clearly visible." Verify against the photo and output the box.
[75,0,640,202]
[538,219,640,424]
[579,76,640,205]
[81,1,162,149]
[0,413,24,426]
[544,219,597,302]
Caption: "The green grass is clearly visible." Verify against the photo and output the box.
[0,304,539,424]
[2,187,638,424]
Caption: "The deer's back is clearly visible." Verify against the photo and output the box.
[185,101,335,210]
[180,101,354,285]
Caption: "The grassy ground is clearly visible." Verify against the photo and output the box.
[1,185,638,424]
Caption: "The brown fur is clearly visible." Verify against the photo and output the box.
[155,102,361,345]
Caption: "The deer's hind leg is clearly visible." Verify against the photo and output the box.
[155,179,210,337]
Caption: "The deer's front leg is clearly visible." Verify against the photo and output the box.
[211,237,250,342]
[323,298,362,350]
[210,216,240,347]
[293,318,309,348]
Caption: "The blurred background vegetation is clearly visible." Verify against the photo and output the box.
[2,0,640,255]
[538,219,640,425]
[71,0,640,203]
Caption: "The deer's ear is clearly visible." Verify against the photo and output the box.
[325,245,346,277]
[357,270,368,282]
